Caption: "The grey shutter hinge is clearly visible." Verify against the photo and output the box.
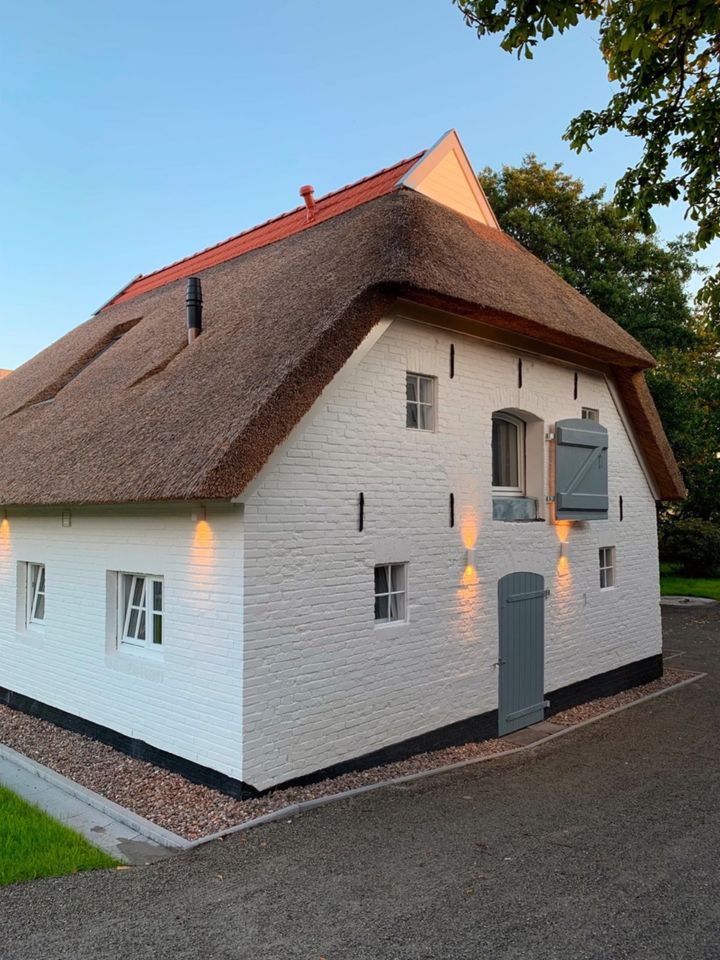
[545,495,556,503]
[545,431,555,441]
[544,589,550,599]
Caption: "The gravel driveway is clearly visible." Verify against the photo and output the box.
[2,605,719,960]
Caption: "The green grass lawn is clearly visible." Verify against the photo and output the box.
[660,562,720,601]
[0,785,118,886]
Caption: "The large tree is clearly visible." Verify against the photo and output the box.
[480,157,720,519]
[455,0,720,313]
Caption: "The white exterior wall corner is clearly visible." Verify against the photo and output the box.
[0,503,245,780]
[242,315,661,791]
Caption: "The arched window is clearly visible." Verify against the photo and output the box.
[492,412,525,495]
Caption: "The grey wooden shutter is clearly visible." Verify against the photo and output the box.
[555,418,609,520]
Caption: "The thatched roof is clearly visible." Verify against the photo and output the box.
[0,176,684,505]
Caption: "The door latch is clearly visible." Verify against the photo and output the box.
[492,659,506,669]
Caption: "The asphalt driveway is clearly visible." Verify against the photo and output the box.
[1,605,719,960]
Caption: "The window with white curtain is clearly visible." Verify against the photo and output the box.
[406,373,435,431]
[492,413,525,495]
[118,573,163,650]
[374,563,407,624]
[599,547,616,589]
[26,563,46,627]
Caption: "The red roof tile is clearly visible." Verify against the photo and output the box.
[107,152,423,308]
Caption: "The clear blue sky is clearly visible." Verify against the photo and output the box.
[1,0,714,369]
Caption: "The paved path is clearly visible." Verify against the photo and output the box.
[1,605,719,959]
[0,749,173,866]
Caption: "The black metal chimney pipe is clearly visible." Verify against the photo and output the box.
[186,277,202,343]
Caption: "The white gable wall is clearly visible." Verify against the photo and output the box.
[0,503,244,779]
[242,315,661,790]
[399,129,500,227]
[408,149,490,222]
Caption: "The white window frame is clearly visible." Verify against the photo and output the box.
[599,547,616,589]
[374,563,408,625]
[25,563,46,628]
[117,573,164,651]
[406,373,435,431]
[492,412,525,496]
[582,407,599,422]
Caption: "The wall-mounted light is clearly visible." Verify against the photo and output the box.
[61,510,72,528]
[465,547,476,569]
[557,541,570,577]
[191,504,207,522]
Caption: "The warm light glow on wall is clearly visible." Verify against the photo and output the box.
[460,510,478,551]
[189,516,217,615]
[192,519,214,557]
[554,520,572,544]
[0,515,9,547]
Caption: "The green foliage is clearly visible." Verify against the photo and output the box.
[646,323,720,521]
[659,572,720,601]
[0,785,118,886]
[454,0,720,312]
[480,157,699,355]
[659,518,720,577]
[480,157,720,522]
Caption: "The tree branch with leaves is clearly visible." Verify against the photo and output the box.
[454,0,720,312]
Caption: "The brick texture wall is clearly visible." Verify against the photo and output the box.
[0,503,245,778]
[0,315,662,791]
[242,315,661,789]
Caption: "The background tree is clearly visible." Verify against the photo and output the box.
[480,157,720,521]
[455,0,720,313]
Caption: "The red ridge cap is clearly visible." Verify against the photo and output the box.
[106,151,424,309]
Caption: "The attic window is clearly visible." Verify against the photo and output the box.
[406,374,435,430]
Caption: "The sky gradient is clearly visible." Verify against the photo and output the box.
[1,0,714,369]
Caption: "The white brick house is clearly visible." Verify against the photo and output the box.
[0,132,684,795]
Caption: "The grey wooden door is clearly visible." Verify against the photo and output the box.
[497,572,546,735]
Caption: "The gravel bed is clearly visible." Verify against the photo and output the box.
[0,667,698,840]
[0,706,512,840]
[550,667,695,726]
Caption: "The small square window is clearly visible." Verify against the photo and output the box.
[599,547,615,589]
[374,563,407,624]
[406,374,435,431]
[582,407,599,422]
[117,573,163,650]
[25,563,46,628]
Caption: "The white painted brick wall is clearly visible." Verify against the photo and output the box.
[0,503,244,779]
[0,315,663,792]
[242,316,661,789]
